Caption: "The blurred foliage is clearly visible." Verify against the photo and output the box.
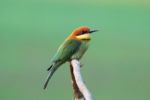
[0,0,150,100]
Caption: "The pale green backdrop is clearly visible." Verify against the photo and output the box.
[0,0,150,100]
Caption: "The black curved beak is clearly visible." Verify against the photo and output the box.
[89,30,99,33]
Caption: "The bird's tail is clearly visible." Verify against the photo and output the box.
[43,63,60,89]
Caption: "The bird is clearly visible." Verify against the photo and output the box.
[43,26,98,89]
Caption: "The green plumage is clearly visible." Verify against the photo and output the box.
[43,39,89,89]
[51,39,81,63]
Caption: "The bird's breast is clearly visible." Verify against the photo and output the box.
[71,41,89,60]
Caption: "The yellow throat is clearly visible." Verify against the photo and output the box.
[76,34,91,40]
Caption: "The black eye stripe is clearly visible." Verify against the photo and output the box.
[82,31,87,34]
[77,31,88,36]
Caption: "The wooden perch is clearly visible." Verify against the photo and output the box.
[70,62,84,100]
[70,59,93,100]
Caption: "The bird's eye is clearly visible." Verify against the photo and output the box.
[77,31,86,36]
[81,31,85,34]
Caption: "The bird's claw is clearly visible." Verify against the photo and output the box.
[80,63,84,68]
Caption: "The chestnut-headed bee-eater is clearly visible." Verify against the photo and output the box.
[43,26,98,89]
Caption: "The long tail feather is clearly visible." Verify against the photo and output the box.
[43,63,61,89]
[43,71,52,89]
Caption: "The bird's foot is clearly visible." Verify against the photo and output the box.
[80,63,84,68]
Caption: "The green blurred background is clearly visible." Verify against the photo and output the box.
[0,0,150,100]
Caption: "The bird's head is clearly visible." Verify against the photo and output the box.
[70,26,98,41]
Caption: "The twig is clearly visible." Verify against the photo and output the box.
[70,62,84,100]
[70,59,93,100]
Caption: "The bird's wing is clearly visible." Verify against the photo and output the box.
[44,39,81,89]
[52,39,81,62]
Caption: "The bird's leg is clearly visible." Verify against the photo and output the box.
[69,62,84,100]
[80,63,84,68]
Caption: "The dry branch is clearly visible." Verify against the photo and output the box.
[70,59,93,100]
